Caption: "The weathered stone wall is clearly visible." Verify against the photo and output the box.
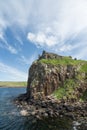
[39,50,63,60]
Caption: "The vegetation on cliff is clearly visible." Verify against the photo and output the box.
[27,51,87,102]
[39,57,86,66]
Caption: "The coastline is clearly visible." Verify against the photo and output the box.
[15,94,87,122]
[0,81,27,87]
[0,86,26,88]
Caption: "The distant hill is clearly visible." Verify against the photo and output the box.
[0,81,27,87]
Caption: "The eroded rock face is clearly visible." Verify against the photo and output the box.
[27,51,77,99]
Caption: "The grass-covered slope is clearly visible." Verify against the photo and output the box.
[27,51,87,101]
[39,56,86,67]
[38,56,87,101]
[39,56,87,73]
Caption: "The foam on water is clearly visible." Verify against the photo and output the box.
[0,87,86,130]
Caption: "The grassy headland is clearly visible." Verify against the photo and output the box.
[38,56,87,101]
[0,81,27,87]
[39,56,87,66]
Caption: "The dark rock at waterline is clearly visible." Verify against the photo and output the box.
[15,93,28,101]
[15,94,87,122]
[15,51,87,123]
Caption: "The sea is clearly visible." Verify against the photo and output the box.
[0,87,86,130]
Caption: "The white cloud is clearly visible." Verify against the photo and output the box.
[0,0,87,58]
[0,0,35,31]
[16,36,23,45]
[7,45,17,54]
[70,41,87,59]
[0,34,17,54]
[59,45,72,52]
[0,62,27,81]
[26,0,87,59]
[28,32,58,47]
[0,33,3,39]
[1,0,87,33]
[19,54,37,65]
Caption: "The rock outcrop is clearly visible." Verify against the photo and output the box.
[26,51,87,101]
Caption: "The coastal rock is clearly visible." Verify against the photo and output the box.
[27,51,87,102]
[26,51,87,100]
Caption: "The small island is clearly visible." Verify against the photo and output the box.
[16,51,87,124]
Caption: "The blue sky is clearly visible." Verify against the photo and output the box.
[0,0,87,81]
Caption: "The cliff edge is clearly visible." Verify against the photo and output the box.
[26,51,87,102]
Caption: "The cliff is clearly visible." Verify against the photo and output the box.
[27,51,87,102]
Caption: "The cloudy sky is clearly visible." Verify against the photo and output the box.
[0,0,87,81]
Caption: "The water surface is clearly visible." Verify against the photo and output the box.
[0,87,86,130]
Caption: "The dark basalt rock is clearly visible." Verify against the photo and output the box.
[26,51,87,100]
[27,51,77,99]
[15,51,87,125]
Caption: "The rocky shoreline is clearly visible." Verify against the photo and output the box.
[14,94,87,123]
[14,51,87,129]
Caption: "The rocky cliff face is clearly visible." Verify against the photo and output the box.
[27,51,87,101]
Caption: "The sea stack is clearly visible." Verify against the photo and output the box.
[26,51,87,101]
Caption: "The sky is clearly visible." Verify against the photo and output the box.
[0,0,87,81]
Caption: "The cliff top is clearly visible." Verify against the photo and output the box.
[39,50,62,60]
[37,51,87,73]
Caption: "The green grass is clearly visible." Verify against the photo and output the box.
[54,78,87,101]
[39,57,86,66]
[80,90,87,101]
[39,57,87,101]
[0,81,27,87]
[79,63,87,73]
[53,79,76,100]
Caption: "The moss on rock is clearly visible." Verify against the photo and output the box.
[27,51,87,101]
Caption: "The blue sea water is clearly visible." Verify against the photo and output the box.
[0,87,86,130]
